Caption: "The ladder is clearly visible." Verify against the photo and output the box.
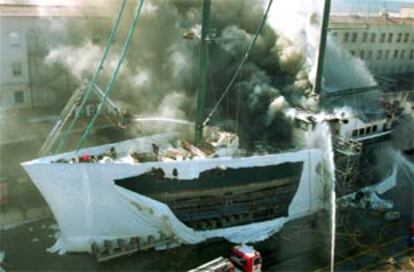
[39,0,144,156]
[38,84,121,156]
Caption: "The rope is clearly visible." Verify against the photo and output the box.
[75,0,145,154]
[202,0,274,127]
[55,0,128,154]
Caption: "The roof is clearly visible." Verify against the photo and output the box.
[329,14,414,26]
[0,3,111,18]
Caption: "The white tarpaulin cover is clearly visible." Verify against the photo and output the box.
[339,166,398,210]
[22,136,325,254]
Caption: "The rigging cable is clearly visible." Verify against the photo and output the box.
[75,0,145,154]
[55,0,128,154]
[202,0,274,127]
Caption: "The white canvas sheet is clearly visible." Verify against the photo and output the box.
[23,144,325,254]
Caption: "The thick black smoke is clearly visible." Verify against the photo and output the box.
[45,0,318,147]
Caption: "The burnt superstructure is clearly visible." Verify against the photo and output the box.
[115,162,303,230]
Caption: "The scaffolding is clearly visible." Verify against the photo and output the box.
[333,136,362,195]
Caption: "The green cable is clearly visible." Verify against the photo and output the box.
[75,0,145,154]
[203,0,274,126]
[55,0,128,154]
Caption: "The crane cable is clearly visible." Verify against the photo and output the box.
[55,0,128,154]
[55,0,127,153]
[202,0,274,127]
[75,0,145,154]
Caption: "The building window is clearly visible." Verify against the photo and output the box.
[388,33,393,43]
[370,33,376,43]
[394,50,399,59]
[384,50,390,60]
[350,50,356,56]
[352,130,358,137]
[362,32,368,43]
[360,50,365,59]
[377,50,383,60]
[9,32,20,47]
[332,32,338,39]
[396,33,402,43]
[404,33,409,43]
[372,125,378,132]
[343,32,350,43]
[367,50,373,60]
[14,91,24,105]
[401,50,406,59]
[410,49,414,60]
[359,128,365,136]
[351,32,358,42]
[12,62,22,76]
[380,33,386,43]
[366,127,372,134]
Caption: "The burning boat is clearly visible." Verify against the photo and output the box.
[21,0,399,258]
[21,0,328,255]
[23,126,325,254]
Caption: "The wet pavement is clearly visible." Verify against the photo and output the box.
[1,163,413,271]
[1,207,412,271]
[1,216,323,271]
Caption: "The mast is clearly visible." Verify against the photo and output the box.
[314,0,331,96]
[194,0,211,144]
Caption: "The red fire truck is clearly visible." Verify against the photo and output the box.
[189,245,262,272]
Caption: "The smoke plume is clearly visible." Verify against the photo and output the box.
[42,0,385,147]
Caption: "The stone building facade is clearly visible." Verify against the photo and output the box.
[329,9,414,76]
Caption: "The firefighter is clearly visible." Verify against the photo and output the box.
[105,146,118,159]
[119,109,132,129]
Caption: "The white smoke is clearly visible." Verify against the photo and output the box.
[156,92,187,120]
[132,69,151,88]
[267,0,376,93]
[268,0,323,86]
[142,1,158,16]
[267,96,288,117]
[44,40,136,87]
[40,0,386,146]
[392,114,414,151]
[323,36,376,91]
[391,149,414,180]
[166,46,191,80]
[387,148,414,217]
[221,26,252,56]
[249,84,280,111]
[276,36,305,74]
[44,41,101,80]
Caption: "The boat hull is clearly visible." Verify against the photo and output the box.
[22,137,325,253]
